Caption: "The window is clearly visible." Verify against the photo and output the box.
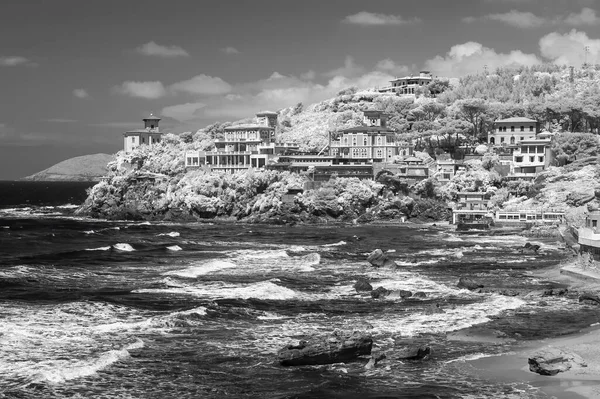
[131,137,135,143]
[539,156,544,162]
[529,126,534,132]
[510,136,515,144]
[376,149,383,158]
[142,137,146,144]
[363,137,368,146]
[489,137,495,144]
[516,156,523,162]
[377,136,382,145]
[593,220,598,228]
[520,137,524,141]
[520,126,524,132]
[500,137,505,143]
[352,136,357,146]
[530,156,535,162]
[511,126,515,132]
[151,124,154,129]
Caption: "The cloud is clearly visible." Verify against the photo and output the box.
[0,56,36,67]
[424,41,541,77]
[486,10,546,28]
[73,88,89,99]
[324,56,365,77]
[375,59,411,76]
[564,7,600,25]
[135,41,189,57]
[161,102,206,122]
[170,74,232,95]
[343,11,420,26]
[221,46,240,55]
[113,81,167,99]
[45,118,77,123]
[539,29,600,65]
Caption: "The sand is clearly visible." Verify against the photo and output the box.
[460,261,600,398]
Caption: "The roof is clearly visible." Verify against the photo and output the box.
[225,124,275,131]
[143,113,161,120]
[402,156,423,163]
[338,126,395,133]
[390,75,432,82]
[495,117,537,123]
[124,129,162,134]
[363,109,384,115]
[256,110,278,116]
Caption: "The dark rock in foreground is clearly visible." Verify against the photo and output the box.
[528,348,586,376]
[353,278,373,292]
[579,292,600,305]
[371,286,391,299]
[278,331,373,366]
[457,277,484,290]
[365,352,387,369]
[367,249,397,268]
[397,345,432,360]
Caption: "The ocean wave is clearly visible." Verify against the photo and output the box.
[322,240,347,247]
[135,280,297,300]
[164,260,238,278]
[113,243,135,251]
[167,245,182,251]
[32,339,144,385]
[85,246,111,251]
[158,231,180,237]
[83,230,95,234]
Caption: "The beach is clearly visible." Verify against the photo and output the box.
[463,262,600,399]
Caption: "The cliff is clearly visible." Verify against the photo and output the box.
[22,153,114,182]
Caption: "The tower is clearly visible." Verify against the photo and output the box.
[143,113,161,131]
[123,113,163,153]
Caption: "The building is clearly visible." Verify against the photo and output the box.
[203,112,299,173]
[579,211,600,260]
[379,71,433,96]
[435,155,465,182]
[123,114,163,153]
[488,117,538,146]
[496,209,565,224]
[184,150,206,168]
[268,154,374,181]
[329,110,400,161]
[511,137,552,175]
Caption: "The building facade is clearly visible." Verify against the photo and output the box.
[379,71,433,96]
[329,110,399,162]
[123,114,163,153]
[511,138,552,175]
[579,211,600,260]
[488,117,538,146]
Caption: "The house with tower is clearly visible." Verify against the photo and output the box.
[123,113,162,153]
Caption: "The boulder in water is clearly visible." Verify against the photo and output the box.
[579,292,600,305]
[457,277,484,290]
[277,331,373,366]
[371,286,391,299]
[413,291,427,298]
[528,348,586,376]
[367,249,397,268]
[522,242,541,253]
[353,278,373,292]
[398,290,413,298]
[365,352,387,370]
[396,345,432,360]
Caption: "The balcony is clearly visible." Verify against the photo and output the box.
[579,227,600,248]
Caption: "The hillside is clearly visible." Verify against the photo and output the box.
[22,153,114,182]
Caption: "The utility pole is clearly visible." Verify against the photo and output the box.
[584,46,590,67]
[483,65,488,75]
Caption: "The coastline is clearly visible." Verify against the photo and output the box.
[463,261,600,399]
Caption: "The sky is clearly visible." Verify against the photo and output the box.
[2,0,600,179]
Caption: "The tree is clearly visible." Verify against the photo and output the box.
[551,133,600,164]
[455,98,488,140]
[179,131,193,143]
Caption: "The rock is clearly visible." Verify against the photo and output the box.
[543,288,568,297]
[537,300,548,307]
[371,286,391,299]
[457,277,484,290]
[278,331,373,366]
[353,278,373,293]
[365,352,387,370]
[413,291,427,298]
[528,347,586,376]
[579,292,600,305]
[367,249,397,268]
[397,345,432,360]
[522,242,541,253]
[424,303,444,314]
[398,290,413,298]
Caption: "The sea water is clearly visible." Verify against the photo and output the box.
[1,182,599,398]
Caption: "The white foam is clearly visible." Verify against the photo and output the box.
[85,246,111,251]
[135,280,297,300]
[113,243,135,252]
[158,231,180,237]
[33,339,144,384]
[322,241,347,247]
[167,245,182,251]
[83,230,95,235]
[165,260,237,278]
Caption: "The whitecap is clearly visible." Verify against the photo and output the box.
[164,260,237,278]
[85,246,111,251]
[167,245,182,251]
[113,243,135,252]
[135,280,296,300]
[158,231,180,237]
[83,230,95,235]
[32,339,144,385]
[322,240,347,247]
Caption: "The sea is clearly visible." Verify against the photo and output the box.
[1,181,599,399]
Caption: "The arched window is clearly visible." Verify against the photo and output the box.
[510,136,515,144]
[490,137,495,145]
[376,149,383,158]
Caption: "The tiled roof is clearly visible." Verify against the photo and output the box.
[143,113,161,120]
[495,117,537,123]
[256,110,278,116]
[225,124,274,130]
[338,126,395,133]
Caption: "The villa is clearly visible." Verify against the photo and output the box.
[123,114,162,153]
[378,71,433,96]
[488,117,539,147]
